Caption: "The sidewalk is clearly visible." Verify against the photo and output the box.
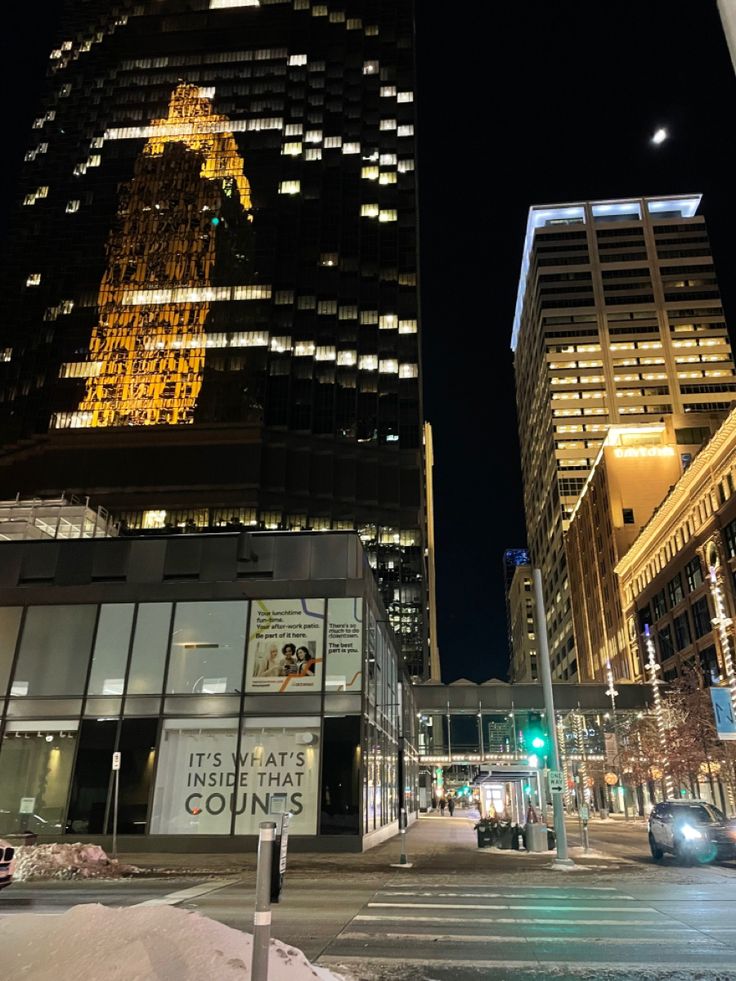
[124,813,620,877]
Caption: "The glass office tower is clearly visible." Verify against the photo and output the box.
[0,0,427,676]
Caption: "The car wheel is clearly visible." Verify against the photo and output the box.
[649,833,664,861]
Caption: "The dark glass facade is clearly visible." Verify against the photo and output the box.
[0,0,427,676]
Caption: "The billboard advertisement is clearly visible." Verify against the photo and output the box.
[245,598,325,693]
[325,598,363,692]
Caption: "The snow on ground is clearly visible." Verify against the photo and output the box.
[13,843,137,881]
[0,903,345,981]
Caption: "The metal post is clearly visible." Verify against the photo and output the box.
[533,568,574,866]
[252,821,276,981]
[112,768,119,859]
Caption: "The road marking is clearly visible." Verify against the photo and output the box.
[368,901,647,912]
[339,931,714,945]
[355,914,670,926]
[135,876,243,907]
[320,956,736,972]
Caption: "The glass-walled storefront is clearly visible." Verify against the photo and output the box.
[0,596,415,843]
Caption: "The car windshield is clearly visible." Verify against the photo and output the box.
[674,804,723,824]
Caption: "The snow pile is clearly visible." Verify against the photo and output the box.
[13,843,136,881]
[0,904,346,981]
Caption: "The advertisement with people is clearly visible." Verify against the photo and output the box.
[245,598,325,692]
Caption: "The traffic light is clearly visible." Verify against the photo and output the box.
[524,713,548,757]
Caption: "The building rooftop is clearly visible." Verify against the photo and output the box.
[510,194,702,352]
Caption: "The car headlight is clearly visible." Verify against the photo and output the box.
[681,824,704,841]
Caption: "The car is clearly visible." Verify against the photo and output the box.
[0,840,15,890]
[648,800,736,864]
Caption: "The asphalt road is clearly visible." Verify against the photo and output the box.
[3,816,736,979]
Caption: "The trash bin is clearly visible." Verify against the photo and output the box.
[498,823,513,849]
[525,822,548,853]
[547,827,556,850]
[476,826,495,848]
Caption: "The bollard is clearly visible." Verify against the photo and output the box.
[399,807,408,864]
[251,821,276,981]
[582,819,590,853]
[391,807,413,868]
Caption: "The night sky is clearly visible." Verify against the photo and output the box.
[2,3,735,683]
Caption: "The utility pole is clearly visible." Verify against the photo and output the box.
[533,568,574,867]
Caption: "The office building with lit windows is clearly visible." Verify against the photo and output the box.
[512,195,736,681]
[0,0,428,677]
[506,561,537,682]
[616,407,736,686]
[565,415,722,683]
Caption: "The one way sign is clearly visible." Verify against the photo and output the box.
[710,688,736,741]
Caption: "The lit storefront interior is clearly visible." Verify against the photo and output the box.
[0,532,417,850]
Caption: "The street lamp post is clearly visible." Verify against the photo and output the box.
[606,660,630,819]
[532,568,574,867]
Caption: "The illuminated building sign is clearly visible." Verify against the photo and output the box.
[613,446,675,459]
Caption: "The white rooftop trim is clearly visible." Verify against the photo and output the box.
[510,194,702,352]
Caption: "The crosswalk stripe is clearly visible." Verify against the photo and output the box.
[368,901,647,912]
[320,956,736,973]
[338,930,714,945]
[354,913,674,926]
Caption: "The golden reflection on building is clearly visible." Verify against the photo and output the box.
[78,84,252,426]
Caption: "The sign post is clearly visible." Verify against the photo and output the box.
[111,752,121,859]
[710,687,736,741]
[252,821,276,981]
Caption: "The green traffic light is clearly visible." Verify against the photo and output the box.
[531,736,545,749]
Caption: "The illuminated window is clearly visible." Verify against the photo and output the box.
[66,200,80,213]
[399,320,417,334]
[378,210,397,222]
[359,355,378,371]
[317,300,337,315]
[379,314,397,330]
[288,54,307,66]
[278,180,301,194]
[361,166,379,180]
[324,136,342,149]
[337,350,357,366]
[342,142,360,154]
[399,363,418,378]
[397,91,414,103]
[379,359,399,374]
[270,336,292,353]
[379,172,397,185]
[284,124,303,136]
[305,130,322,143]
[361,203,379,218]
[26,273,41,287]
[363,60,379,74]
[315,346,336,361]
[360,310,378,325]
[380,86,396,97]
[380,119,397,131]
[339,306,358,319]
[281,142,302,156]
[294,341,316,357]
[320,253,338,267]
[304,148,322,161]
[397,125,414,137]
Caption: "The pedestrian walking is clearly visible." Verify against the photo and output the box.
[439,797,446,815]
[447,796,455,817]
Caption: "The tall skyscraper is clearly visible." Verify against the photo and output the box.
[512,195,736,681]
[0,0,428,676]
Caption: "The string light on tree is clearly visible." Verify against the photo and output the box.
[644,624,675,800]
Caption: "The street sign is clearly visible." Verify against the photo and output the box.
[548,770,564,794]
[579,805,589,822]
[19,797,35,814]
[112,751,121,771]
[710,688,736,741]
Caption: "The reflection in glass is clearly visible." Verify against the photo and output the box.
[320,716,360,835]
[118,718,158,834]
[127,603,172,695]
[87,604,134,696]
[0,722,78,834]
[166,601,247,694]
[66,719,117,835]
[0,607,22,698]
[12,606,97,697]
